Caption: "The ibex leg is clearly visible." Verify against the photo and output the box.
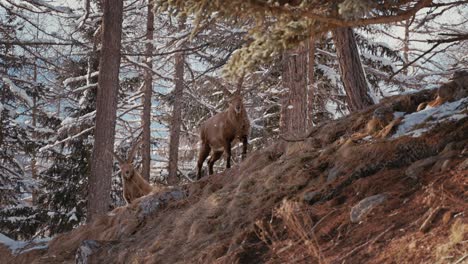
[208,151,223,175]
[197,143,210,179]
[224,141,232,169]
[241,136,248,160]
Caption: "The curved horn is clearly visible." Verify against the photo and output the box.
[107,149,125,164]
[127,140,142,163]
[235,73,245,95]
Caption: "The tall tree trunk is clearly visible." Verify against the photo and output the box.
[333,27,373,112]
[141,0,154,182]
[31,63,38,205]
[167,19,185,185]
[87,0,124,222]
[307,36,316,128]
[280,44,308,138]
[402,17,413,75]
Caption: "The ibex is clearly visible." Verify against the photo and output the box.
[417,70,468,111]
[109,141,153,204]
[351,106,403,140]
[196,77,250,180]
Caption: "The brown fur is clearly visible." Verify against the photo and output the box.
[197,92,250,179]
[352,106,401,140]
[110,142,155,204]
[120,165,153,204]
[451,70,468,89]
[418,70,468,111]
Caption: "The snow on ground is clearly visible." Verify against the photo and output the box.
[392,98,468,138]
[0,233,50,254]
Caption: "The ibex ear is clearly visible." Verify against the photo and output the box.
[127,140,142,163]
[107,149,125,164]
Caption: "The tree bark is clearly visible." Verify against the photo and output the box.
[141,0,154,182]
[280,44,308,138]
[167,19,185,185]
[31,64,38,205]
[87,0,124,222]
[402,17,412,75]
[333,27,373,112]
[307,36,316,128]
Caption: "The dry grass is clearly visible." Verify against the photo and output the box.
[255,200,324,264]
[434,218,468,264]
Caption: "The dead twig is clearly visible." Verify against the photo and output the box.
[311,209,337,233]
[339,224,394,261]
[419,206,442,233]
[454,254,468,264]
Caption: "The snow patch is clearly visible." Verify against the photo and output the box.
[0,233,50,254]
[392,98,468,138]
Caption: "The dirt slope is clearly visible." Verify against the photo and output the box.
[8,90,468,264]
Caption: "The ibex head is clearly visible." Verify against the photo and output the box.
[228,93,245,115]
[109,141,142,180]
[228,74,246,116]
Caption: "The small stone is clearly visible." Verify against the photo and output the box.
[440,159,451,171]
[458,158,468,170]
[327,166,342,183]
[303,191,320,204]
[350,194,387,223]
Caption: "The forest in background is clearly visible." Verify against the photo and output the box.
[0,0,467,240]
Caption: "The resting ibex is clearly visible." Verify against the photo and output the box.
[109,141,153,204]
[351,106,402,140]
[196,77,250,179]
[417,70,468,111]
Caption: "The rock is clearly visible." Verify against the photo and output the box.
[350,194,387,223]
[327,165,343,183]
[138,188,186,219]
[442,142,456,153]
[75,240,102,264]
[405,156,438,179]
[458,158,468,170]
[303,191,320,204]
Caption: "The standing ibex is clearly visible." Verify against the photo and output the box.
[196,77,250,179]
[109,141,154,204]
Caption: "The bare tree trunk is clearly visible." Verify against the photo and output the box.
[141,0,154,182]
[31,63,38,205]
[307,36,316,128]
[280,44,308,138]
[31,15,39,205]
[402,17,413,75]
[167,19,185,185]
[333,27,373,112]
[87,0,124,222]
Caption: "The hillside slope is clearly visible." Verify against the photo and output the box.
[4,89,468,264]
